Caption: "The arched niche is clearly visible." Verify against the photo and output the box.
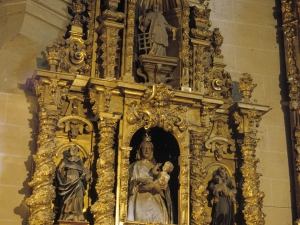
[132,0,190,88]
[129,127,180,223]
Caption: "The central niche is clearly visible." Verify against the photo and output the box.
[129,127,180,224]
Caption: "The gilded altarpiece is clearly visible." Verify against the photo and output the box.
[26,1,270,225]
[281,0,300,224]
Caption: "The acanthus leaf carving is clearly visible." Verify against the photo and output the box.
[126,84,188,133]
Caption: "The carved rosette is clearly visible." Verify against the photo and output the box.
[190,131,211,225]
[91,116,120,225]
[233,107,269,225]
[26,108,59,225]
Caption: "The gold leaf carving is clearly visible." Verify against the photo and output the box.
[91,116,119,225]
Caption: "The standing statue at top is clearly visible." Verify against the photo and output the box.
[138,3,177,56]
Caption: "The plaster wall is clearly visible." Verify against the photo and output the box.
[0,0,293,224]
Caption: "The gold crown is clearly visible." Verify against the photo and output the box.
[143,133,151,142]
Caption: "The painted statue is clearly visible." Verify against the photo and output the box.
[127,137,173,223]
[56,144,90,221]
[210,166,236,225]
[138,3,176,56]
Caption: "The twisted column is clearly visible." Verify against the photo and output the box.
[91,116,120,225]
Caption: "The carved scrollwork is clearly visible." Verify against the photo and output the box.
[45,0,95,75]
[204,68,233,102]
[57,116,93,139]
[205,116,236,161]
[126,84,188,133]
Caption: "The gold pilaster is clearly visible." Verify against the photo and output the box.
[181,5,191,89]
[121,0,136,82]
[190,131,210,225]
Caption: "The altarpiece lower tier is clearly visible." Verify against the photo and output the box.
[26,0,270,225]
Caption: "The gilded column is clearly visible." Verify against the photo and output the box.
[26,78,69,224]
[190,131,210,225]
[91,115,121,225]
[231,74,270,225]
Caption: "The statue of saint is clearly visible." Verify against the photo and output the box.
[210,166,236,225]
[138,3,176,56]
[56,144,90,221]
[127,137,173,223]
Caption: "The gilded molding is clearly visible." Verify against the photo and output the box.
[190,131,211,225]
[122,0,136,81]
[91,116,120,225]
[181,6,192,87]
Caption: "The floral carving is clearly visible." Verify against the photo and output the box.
[127,84,188,133]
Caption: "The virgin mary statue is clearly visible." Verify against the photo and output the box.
[127,136,173,223]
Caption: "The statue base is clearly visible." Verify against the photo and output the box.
[138,54,178,84]
[57,220,89,225]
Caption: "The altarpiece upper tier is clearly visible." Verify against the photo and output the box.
[26,0,270,225]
